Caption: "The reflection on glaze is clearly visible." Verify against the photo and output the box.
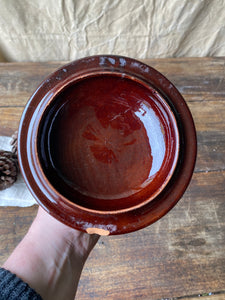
[135,102,165,177]
[119,57,126,67]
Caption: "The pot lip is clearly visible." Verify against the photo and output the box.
[18,55,197,235]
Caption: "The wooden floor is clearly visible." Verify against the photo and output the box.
[0,57,224,299]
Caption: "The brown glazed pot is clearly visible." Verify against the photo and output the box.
[18,55,197,235]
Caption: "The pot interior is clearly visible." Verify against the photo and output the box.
[38,73,179,212]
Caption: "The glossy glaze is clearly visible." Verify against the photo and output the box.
[38,75,179,211]
[18,55,197,235]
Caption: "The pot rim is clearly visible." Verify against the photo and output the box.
[18,55,197,235]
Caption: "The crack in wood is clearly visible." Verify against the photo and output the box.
[194,169,225,174]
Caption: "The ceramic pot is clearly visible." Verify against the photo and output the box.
[18,55,197,235]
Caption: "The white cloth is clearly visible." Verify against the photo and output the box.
[0,0,224,62]
[0,136,36,207]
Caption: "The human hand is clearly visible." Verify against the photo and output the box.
[3,206,99,300]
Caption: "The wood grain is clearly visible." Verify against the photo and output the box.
[0,57,225,300]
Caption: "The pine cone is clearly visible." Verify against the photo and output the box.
[0,150,19,191]
[11,131,18,155]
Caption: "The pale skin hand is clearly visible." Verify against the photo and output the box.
[3,206,99,300]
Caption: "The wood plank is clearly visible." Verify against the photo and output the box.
[1,106,224,172]
[144,57,225,102]
[189,101,225,132]
[181,294,225,300]
[1,101,225,135]
[0,57,224,108]
[196,131,225,172]
[0,171,224,299]
[0,206,38,264]
[0,58,224,170]
[75,171,225,300]
[0,62,64,106]
[0,107,23,136]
